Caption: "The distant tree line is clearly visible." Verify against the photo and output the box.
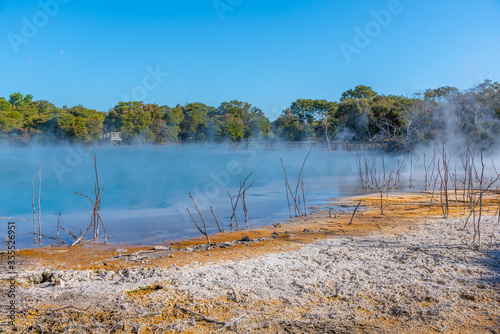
[1,80,499,150]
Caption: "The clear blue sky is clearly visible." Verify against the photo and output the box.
[1,0,499,120]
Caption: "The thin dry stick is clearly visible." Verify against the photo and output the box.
[301,176,306,216]
[493,164,500,223]
[174,305,225,325]
[425,172,441,220]
[229,173,254,228]
[71,224,94,247]
[460,148,471,209]
[395,159,405,188]
[242,188,248,228]
[230,191,240,228]
[96,208,107,244]
[59,226,78,240]
[216,314,248,333]
[284,181,292,218]
[467,147,475,211]
[90,146,101,239]
[57,209,61,246]
[59,222,93,247]
[28,233,66,244]
[280,159,300,216]
[487,187,497,213]
[453,165,459,208]
[497,206,500,223]
[190,192,207,229]
[437,160,446,217]
[227,191,236,230]
[463,197,481,229]
[382,148,387,189]
[37,159,42,245]
[210,206,223,232]
[442,143,449,218]
[369,149,377,190]
[32,172,36,246]
[189,192,210,244]
[241,177,254,228]
[384,173,393,209]
[75,146,106,244]
[294,147,313,216]
[348,200,362,225]
[186,208,209,243]
[350,150,364,190]
[409,148,414,189]
[0,217,30,221]
[423,152,428,190]
[463,155,500,242]
[380,191,384,215]
[186,208,205,235]
[73,191,103,243]
[474,153,485,247]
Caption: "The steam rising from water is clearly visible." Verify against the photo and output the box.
[3,140,498,249]
[0,144,384,248]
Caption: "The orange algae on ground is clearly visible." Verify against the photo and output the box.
[2,191,499,333]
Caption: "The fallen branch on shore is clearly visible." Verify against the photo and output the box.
[348,200,362,225]
[174,304,226,325]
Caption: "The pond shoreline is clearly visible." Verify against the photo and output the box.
[1,192,499,333]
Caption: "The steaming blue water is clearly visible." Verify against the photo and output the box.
[0,144,385,249]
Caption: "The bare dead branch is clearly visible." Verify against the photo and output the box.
[0,217,31,221]
[188,193,210,244]
[27,233,66,244]
[57,209,61,246]
[37,158,42,245]
[211,206,223,233]
[174,305,225,325]
[59,226,78,240]
[348,200,362,225]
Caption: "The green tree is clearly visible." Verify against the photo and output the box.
[247,108,271,138]
[9,93,33,108]
[212,100,271,141]
[286,99,338,141]
[290,99,332,124]
[163,105,184,141]
[273,108,307,141]
[222,113,245,141]
[0,97,12,111]
[14,100,59,142]
[179,103,212,141]
[0,97,22,134]
[337,97,372,140]
[341,85,377,101]
[369,95,411,141]
[104,102,154,144]
[58,105,105,142]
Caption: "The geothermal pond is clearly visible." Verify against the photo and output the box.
[0,144,404,249]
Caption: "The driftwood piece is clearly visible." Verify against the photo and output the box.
[348,200,362,226]
[174,305,225,325]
